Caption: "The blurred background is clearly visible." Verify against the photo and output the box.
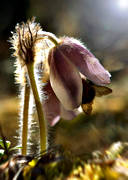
[0,0,128,155]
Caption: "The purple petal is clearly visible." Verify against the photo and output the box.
[49,47,83,110]
[82,56,111,85]
[42,81,61,126]
[60,105,78,120]
[59,37,111,85]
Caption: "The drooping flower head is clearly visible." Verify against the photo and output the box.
[43,36,112,126]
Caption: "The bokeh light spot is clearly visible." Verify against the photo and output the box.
[118,0,128,9]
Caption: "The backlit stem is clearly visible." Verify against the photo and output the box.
[37,33,60,46]
[22,83,30,155]
[26,62,47,153]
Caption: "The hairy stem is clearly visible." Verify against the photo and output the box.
[26,63,47,153]
[22,84,30,155]
[37,34,60,46]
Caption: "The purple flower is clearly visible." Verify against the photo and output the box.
[43,37,111,126]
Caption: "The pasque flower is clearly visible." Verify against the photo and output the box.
[43,37,111,126]
[10,18,112,154]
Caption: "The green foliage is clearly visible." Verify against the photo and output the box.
[0,139,11,149]
[0,137,21,164]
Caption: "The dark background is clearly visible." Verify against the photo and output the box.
[0,0,128,154]
[0,0,128,95]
